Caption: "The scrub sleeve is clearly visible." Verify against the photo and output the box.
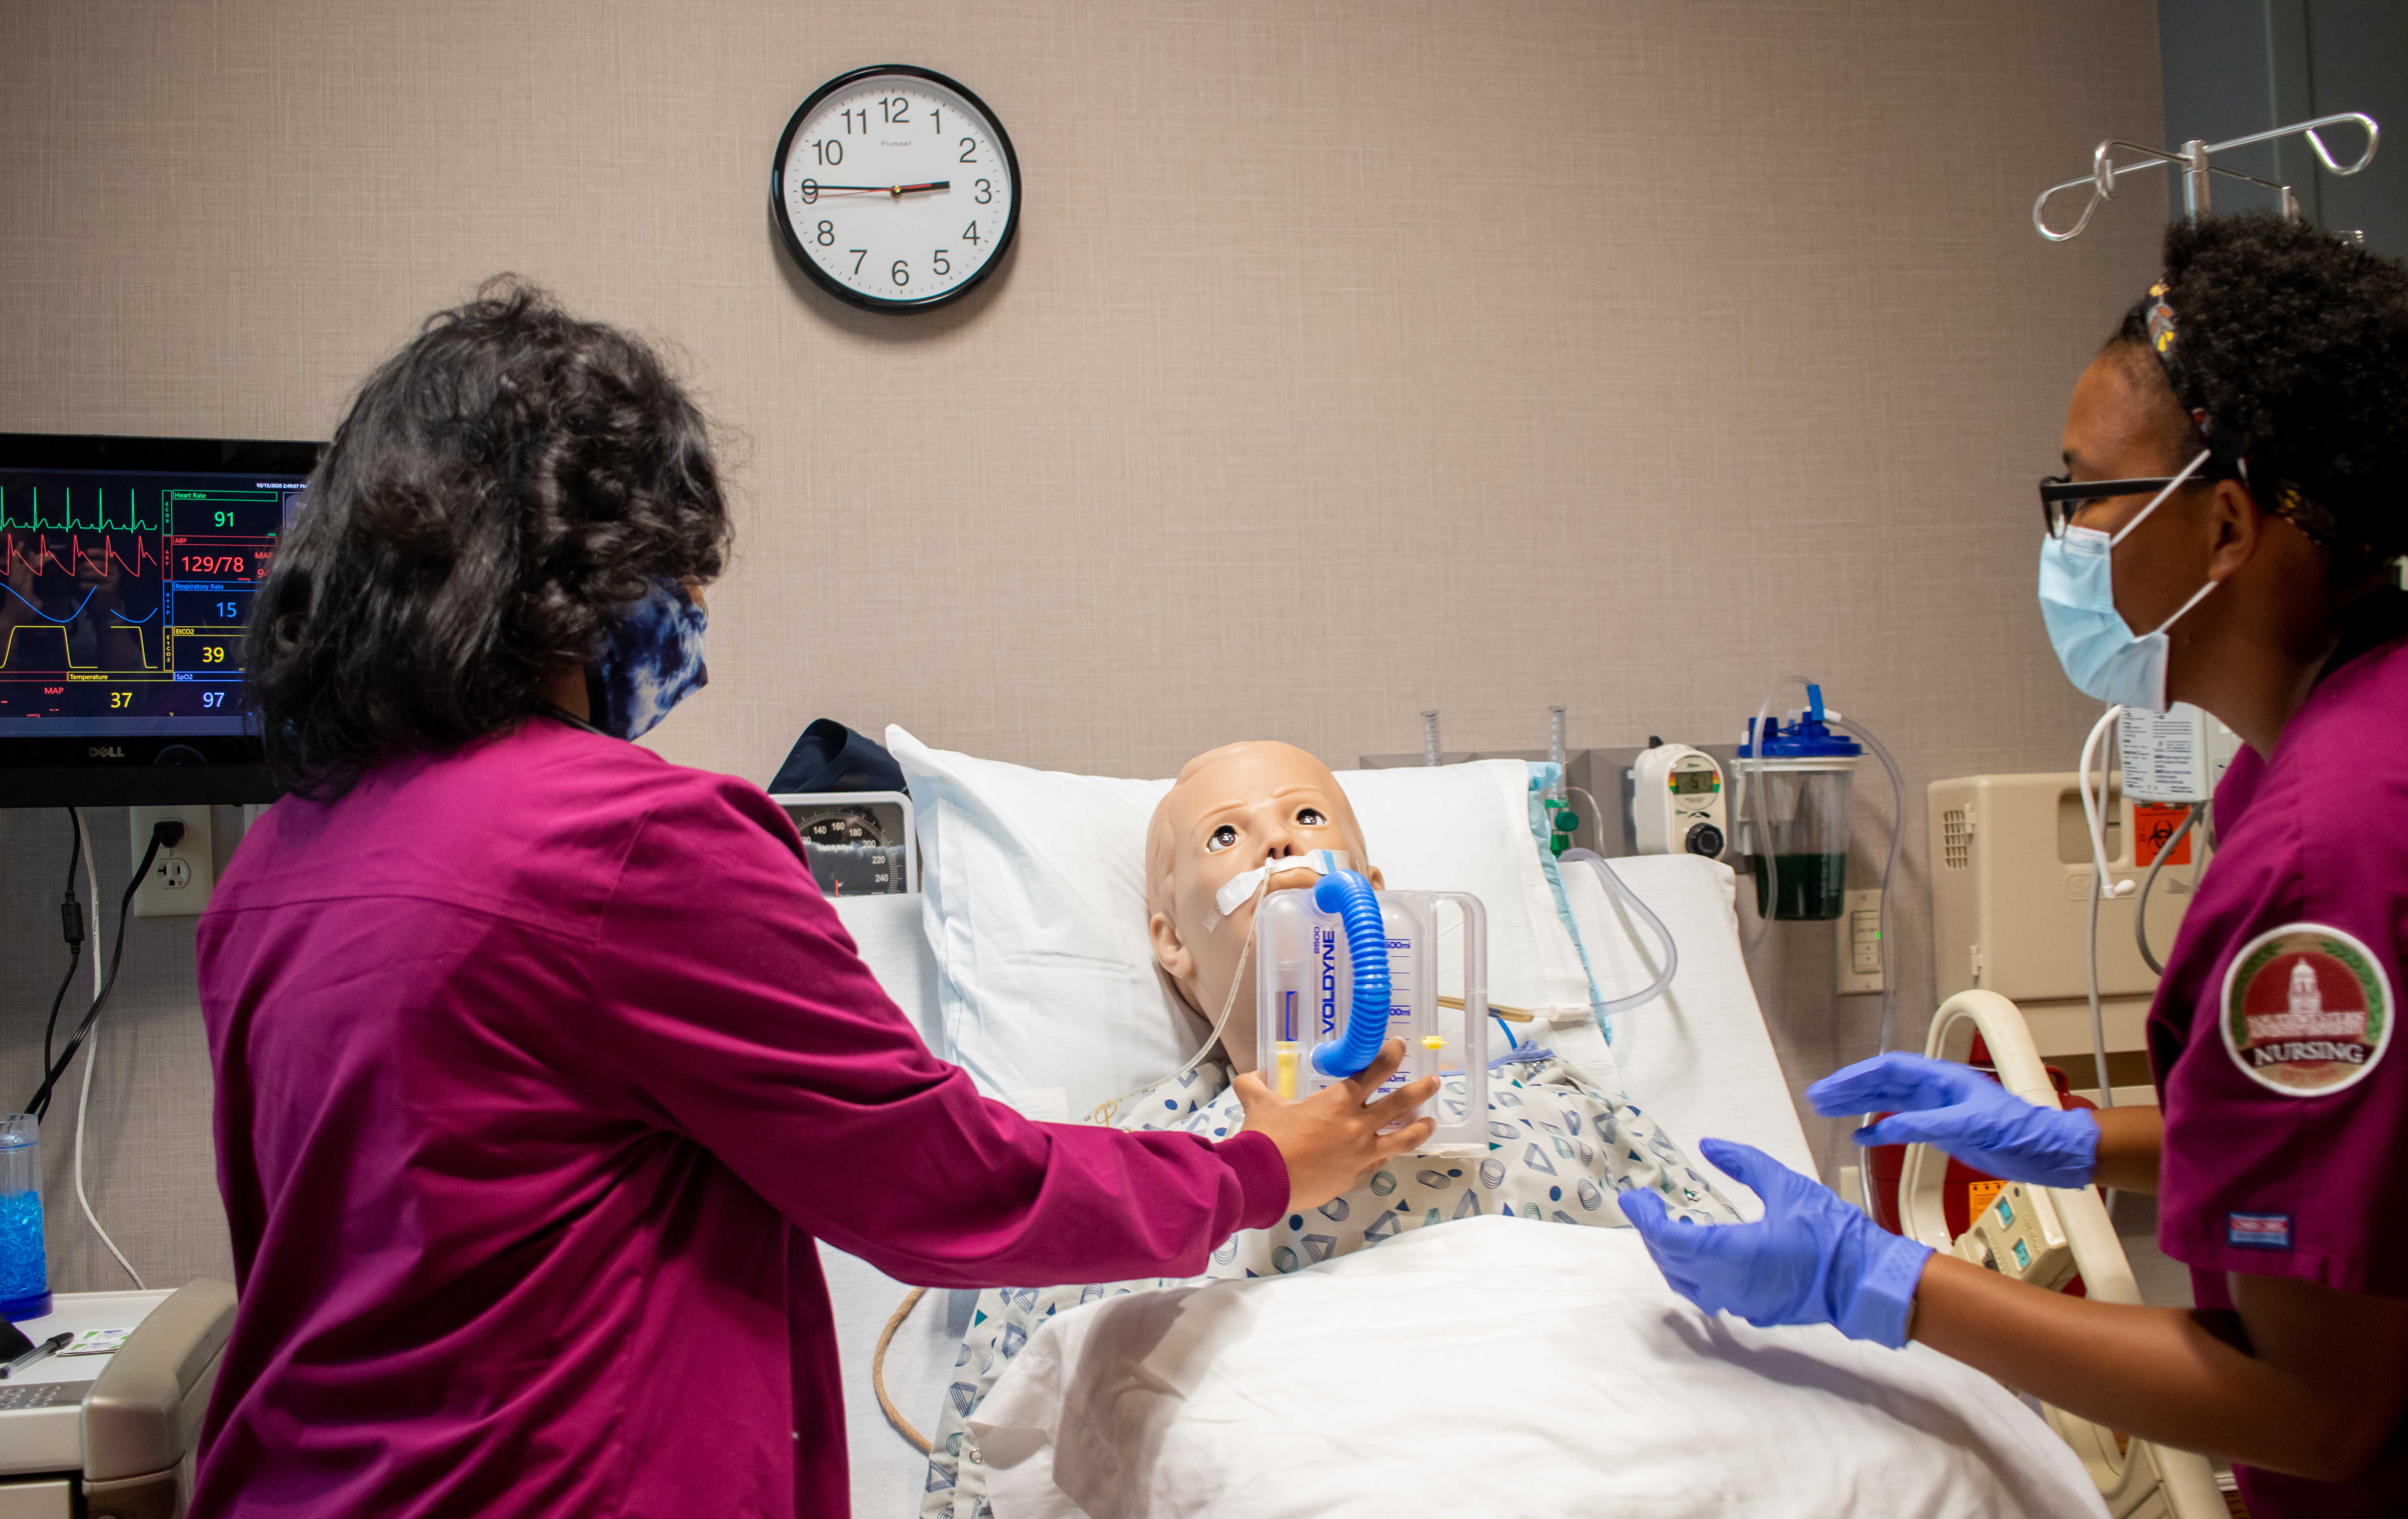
[2145,618,2408,1518]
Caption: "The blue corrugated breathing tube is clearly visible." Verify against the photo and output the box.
[1310,870,1393,1078]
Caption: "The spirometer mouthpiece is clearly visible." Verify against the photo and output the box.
[1207,849,1352,930]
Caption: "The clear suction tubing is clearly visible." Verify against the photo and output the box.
[1255,870,1489,1155]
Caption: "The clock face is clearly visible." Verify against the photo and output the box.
[771,66,1021,312]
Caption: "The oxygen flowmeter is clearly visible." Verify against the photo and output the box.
[1256,872,1489,1155]
[1630,741,1728,857]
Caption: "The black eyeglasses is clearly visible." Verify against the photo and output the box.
[2037,469,2229,538]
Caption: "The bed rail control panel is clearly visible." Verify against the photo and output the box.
[1950,1181,2075,1292]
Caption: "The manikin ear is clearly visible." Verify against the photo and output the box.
[1367,864,1385,891]
[1149,910,1200,1007]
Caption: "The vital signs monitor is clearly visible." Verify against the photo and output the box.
[0,433,319,805]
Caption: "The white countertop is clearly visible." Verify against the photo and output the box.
[0,1290,172,1477]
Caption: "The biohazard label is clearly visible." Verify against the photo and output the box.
[2133,803,2194,869]
[2220,924,2393,1097]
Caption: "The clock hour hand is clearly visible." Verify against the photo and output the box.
[799,181,951,198]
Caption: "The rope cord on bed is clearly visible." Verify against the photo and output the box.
[873,1287,934,1454]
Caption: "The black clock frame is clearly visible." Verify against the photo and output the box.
[771,64,1022,314]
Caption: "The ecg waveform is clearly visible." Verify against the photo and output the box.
[0,485,160,533]
[2,531,164,581]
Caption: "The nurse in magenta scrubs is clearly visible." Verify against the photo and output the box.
[1619,214,2408,1515]
[190,281,1438,1519]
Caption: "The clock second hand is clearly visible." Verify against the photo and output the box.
[802,181,951,198]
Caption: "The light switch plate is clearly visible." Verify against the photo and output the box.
[1835,887,1883,995]
[127,805,215,918]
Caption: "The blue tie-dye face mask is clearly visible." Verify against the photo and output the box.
[586,578,708,741]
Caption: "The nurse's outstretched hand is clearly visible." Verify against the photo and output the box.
[1807,1051,2099,1189]
[1622,1138,1931,1348]
[1234,1038,1440,1213]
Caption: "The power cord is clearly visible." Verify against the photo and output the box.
[28,818,179,1122]
[40,810,86,1077]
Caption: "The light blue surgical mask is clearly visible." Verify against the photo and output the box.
[587,578,708,741]
[2037,450,2221,714]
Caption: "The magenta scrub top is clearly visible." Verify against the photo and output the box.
[2146,597,2408,1516]
[191,718,1289,1518]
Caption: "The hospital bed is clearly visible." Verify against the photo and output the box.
[810,735,2202,1517]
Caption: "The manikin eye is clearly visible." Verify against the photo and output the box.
[1296,806,1327,827]
[1206,825,1239,853]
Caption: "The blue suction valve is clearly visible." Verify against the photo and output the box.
[1310,870,1393,1079]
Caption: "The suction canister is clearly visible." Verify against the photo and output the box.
[1737,700,1863,922]
[1255,872,1489,1155]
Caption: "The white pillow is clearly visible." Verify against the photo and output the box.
[889,728,1603,1117]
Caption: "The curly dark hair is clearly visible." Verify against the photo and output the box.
[251,279,730,796]
[2112,212,2408,563]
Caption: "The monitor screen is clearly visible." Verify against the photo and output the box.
[2,434,320,806]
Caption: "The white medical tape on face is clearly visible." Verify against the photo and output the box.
[1206,849,1351,931]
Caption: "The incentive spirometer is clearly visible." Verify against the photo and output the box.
[1255,869,1490,1156]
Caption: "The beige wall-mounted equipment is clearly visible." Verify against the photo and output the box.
[1927,772,2209,1100]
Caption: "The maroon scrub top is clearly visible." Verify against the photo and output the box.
[191,718,1287,1518]
[2147,597,2408,1517]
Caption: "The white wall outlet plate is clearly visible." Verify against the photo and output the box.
[1835,887,1883,995]
[128,805,215,918]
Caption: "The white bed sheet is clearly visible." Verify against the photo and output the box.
[823,869,1826,1516]
[972,1217,2107,1519]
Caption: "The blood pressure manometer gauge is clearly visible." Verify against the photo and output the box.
[1628,742,1728,858]
[770,65,1021,312]
[772,790,919,897]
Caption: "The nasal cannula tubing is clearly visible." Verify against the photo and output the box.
[1558,849,1680,1032]
[1086,867,1277,1126]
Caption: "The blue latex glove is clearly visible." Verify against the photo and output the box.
[1806,1052,2099,1189]
[1621,1138,1932,1348]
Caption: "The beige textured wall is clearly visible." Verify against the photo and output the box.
[0,0,2166,1291]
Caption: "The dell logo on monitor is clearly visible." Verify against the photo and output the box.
[87,746,126,760]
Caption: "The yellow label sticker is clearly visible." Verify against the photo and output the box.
[1967,1179,2005,1217]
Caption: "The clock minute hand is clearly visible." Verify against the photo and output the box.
[803,181,952,198]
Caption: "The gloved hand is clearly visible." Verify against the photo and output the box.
[1621,1138,1931,1348]
[1806,1052,2099,1189]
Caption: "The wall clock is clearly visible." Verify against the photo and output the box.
[771,65,1021,312]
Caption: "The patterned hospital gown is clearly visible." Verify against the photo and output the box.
[918,1050,1739,1518]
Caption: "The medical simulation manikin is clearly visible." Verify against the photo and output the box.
[920,742,1737,1519]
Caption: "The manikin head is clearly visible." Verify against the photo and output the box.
[1146,742,1383,1073]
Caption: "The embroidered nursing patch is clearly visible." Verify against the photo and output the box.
[2219,923,2394,1097]
[2227,1213,2291,1250]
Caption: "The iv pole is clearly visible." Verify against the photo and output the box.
[2034,112,2378,239]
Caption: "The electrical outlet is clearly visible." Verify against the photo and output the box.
[127,805,215,918]
[1835,887,1883,995]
